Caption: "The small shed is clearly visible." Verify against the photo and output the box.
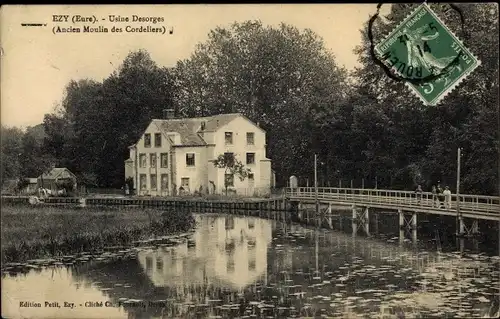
[37,168,77,192]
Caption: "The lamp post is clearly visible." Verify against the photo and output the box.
[456,147,462,235]
[498,96,500,258]
[314,154,319,215]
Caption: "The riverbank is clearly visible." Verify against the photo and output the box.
[0,195,287,211]
[0,205,195,264]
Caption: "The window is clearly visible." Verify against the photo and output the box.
[246,153,255,165]
[161,174,169,190]
[150,154,157,168]
[225,132,233,145]
[144,133,151,148]
[186,153,195,167]
[156,257,163,271]
[225,173,234,187]
[249,257,256,271]
[140,174,147,190]
[145,256,153,271]
[154,133,162,147]
[224,152,234,166]
[160,153,168,168]
[247,132,255,145]
[227,257,235,273]
[139,154,146,168]
[181,178,190,188]
[225,217,235,230]
[248,173,254,181]
[150,174,157,190]
[225,240,235,251]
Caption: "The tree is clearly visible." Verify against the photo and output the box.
[94,50,174,187]
[212,154,251,195]
[20,124,54,178]
[173,21,349,186]
[42,50,175,187]
[350,3,499,194]
[0,126,24,183]
[15,177,30,194]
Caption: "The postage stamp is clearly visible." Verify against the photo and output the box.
[375,3,481,106]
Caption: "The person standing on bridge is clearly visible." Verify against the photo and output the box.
[444,186,452,209]
[437,183,444,208]
[415,185,423,205]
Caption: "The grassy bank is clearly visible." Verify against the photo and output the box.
[1,204,195,264]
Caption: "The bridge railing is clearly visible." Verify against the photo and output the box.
[285,187,500,214]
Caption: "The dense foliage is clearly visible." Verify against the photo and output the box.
[1,4,498,195]
[349,3,498,194]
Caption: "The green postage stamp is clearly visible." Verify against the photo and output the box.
[375,3,480,106]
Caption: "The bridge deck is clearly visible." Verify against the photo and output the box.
[286,187,500,221]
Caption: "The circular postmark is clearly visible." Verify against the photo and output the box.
[368,3,467,86]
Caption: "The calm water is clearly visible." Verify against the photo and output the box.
[2,213,500,319]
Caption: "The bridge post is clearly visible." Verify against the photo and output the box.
[322,203,333,229]
[459,215,465,235]
[412,212,418,245]
[399,210,418,245]
[473,238,479,251]
[351,205,370,237]
[457,217,480,238]
[352,205,357,237]
[363,207,370,236]
[399,209,404,245]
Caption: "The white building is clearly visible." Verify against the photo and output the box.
[125,110,273,196]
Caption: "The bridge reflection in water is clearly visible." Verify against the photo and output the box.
[137,214,273,291]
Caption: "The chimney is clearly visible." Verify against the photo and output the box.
[163,108,175,119]
[201,121,206,130]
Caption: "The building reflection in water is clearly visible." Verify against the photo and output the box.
[137,215,273,291]
[4,214,498,319]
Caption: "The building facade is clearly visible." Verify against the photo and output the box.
[125,111,273,196]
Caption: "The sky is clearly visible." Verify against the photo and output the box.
[0,4,391,129]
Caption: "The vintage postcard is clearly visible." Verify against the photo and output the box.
[1,4,499,319]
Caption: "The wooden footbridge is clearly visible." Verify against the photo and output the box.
[285,187,500,240]
[2,186,498,241]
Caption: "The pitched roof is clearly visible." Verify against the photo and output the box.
[152,113,243,146]
[38,168,75,180]
[202,113,242,132]
[154,119,207,146]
